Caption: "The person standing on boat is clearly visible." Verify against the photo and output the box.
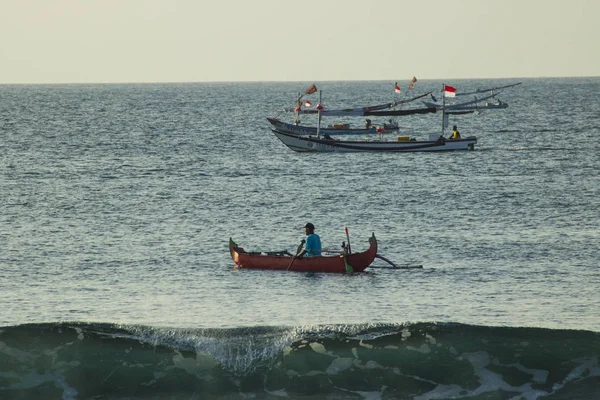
[295,223,322,257]
[449,125,461,140]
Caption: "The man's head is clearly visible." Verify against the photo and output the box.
[304,223,315,234]
[453,125,457,130]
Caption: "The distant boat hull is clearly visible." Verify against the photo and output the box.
[272,130,477,152]
[423,101,508,111]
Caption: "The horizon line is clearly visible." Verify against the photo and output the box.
[0,75,598,86]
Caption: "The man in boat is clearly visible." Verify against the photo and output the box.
[449,125,461,140]
[295,223,322,258]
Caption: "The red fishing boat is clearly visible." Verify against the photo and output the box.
[229,234,378,273]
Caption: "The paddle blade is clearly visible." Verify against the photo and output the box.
[344,256,353,273]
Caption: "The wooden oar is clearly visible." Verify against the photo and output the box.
[287,239,305,271]
[343,249,353,272]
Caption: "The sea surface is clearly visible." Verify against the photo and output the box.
[1,78,599,399]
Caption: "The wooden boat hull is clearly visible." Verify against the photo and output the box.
[267,117,379,135]
[229,234,378,273]
[272,129,477,152]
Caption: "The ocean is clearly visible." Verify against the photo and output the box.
[1,78,599,399]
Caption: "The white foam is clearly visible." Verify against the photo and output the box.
[407,343,431,354]
[309,342,326,354]
[326,357,353,374]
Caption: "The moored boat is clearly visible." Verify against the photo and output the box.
[229,234,378,273]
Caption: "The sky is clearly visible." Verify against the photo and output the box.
[1,0,599,84]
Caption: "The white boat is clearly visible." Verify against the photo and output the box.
[275,81,435,137]
[271,130,476,152]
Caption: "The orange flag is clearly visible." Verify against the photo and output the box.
[305,84,317,95]
[408,76,417,90]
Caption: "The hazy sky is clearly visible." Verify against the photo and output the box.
[2,0,598,83]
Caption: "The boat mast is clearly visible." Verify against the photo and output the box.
[317,91,322,138]
[441,83,446,137]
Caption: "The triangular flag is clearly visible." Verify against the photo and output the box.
[394,82,401,94]
[305,100,312,107]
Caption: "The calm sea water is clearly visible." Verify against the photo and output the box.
[1,78,599,399]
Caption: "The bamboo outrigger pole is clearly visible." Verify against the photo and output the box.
[373,254,423,269]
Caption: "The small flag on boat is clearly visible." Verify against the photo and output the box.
[444,85,456,97]
[305,100,312,107]
[316,103,324,111]
[394,82,401,93]
[294,105,302,112]
[408,76,417,90]
[305,84,317,95]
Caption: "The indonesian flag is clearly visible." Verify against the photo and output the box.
[305,84,317,95]
[304,100,312,107]
[316,103,324,111]
[394,82,401,94]
[444,85,456,97]
[408,76,417,90]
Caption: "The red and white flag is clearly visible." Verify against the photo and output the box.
[394,82,401,94]
[444,85,456,98]
[316,103,324,111]
[304,100,312,107]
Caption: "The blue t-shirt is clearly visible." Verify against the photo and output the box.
[304,233,322,257]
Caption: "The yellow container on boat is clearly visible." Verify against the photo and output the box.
[397,136,410,142]
[332,123,349,129]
